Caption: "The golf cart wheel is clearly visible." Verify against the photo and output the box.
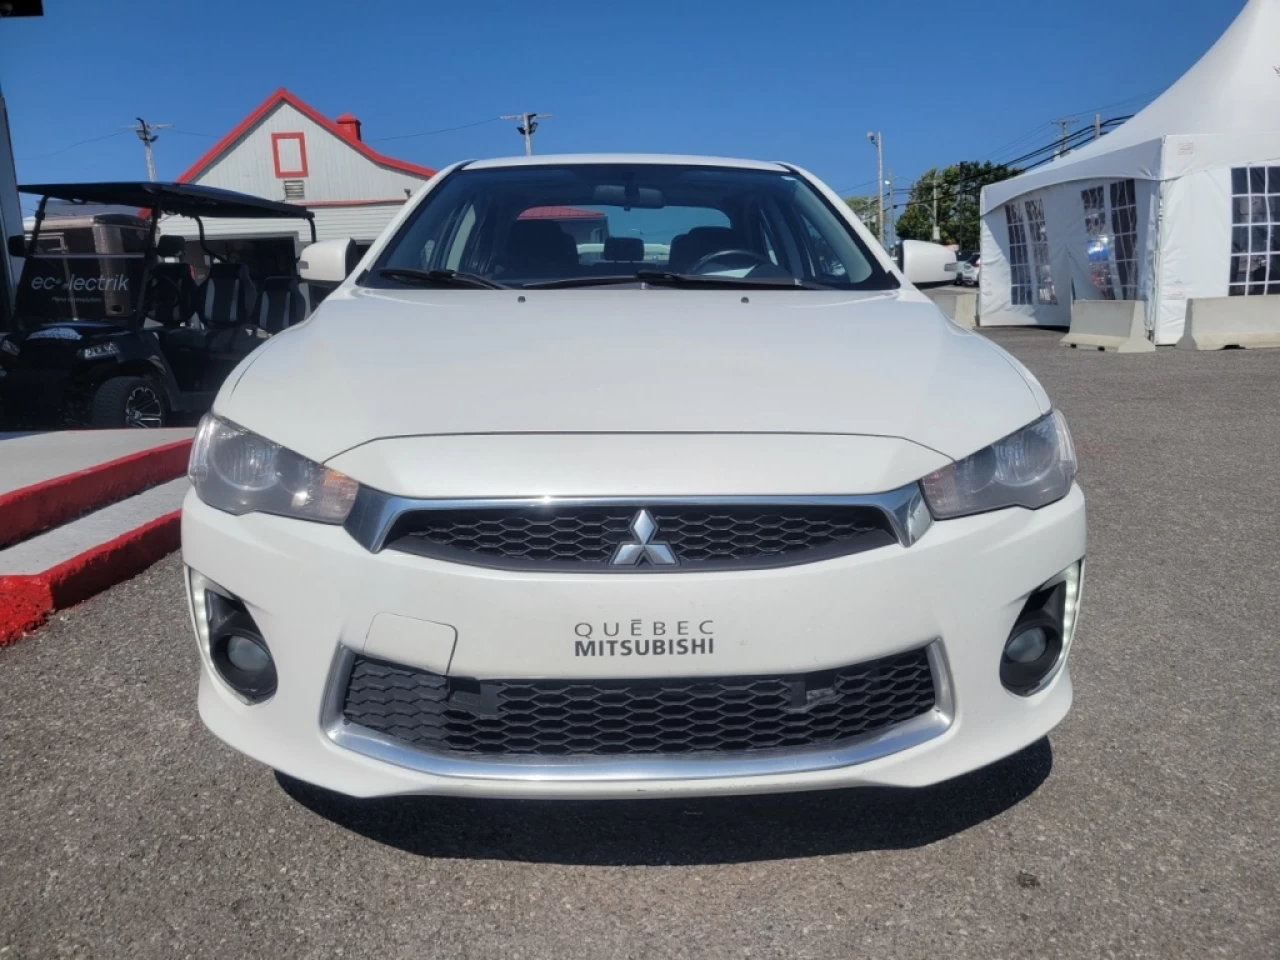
[92,377,167,429]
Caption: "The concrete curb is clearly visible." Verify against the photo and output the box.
[0,439,191,549]
[0,510,181,646]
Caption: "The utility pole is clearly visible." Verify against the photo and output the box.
[501,112,552,155]
[885,168,894,251]
[123,117,171,181]
[1050,118,1078,158]
[1094,112,1102,141]
[931,173,940,242]
[866,131,884,246]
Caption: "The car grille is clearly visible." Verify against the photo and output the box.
[382,504,897,571]
[340,648,936,758]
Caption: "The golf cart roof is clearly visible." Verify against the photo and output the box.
[19,181,315,221]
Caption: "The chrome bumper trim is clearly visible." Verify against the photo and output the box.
[320,641,954,784]
[343,483,933,554]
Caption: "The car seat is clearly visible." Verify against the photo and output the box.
[502,220,578,276]
[147,262,198,328]
[198,263,256,328]
[253,276,306,333]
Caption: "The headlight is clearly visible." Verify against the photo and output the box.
[188,415,359,523]
[920,410,1076,519]
[0,337,18,356]
[77,342,120,360]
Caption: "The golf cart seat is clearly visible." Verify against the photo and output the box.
[253,276,306,333]
[198,262,256,328]
[147,262,198,328]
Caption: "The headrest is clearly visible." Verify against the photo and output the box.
[155,235,186,258]
[602,236,643,261]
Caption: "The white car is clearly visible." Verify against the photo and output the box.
[958,253,981,287]
[183,154,1085,800]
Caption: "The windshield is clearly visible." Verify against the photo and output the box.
[364,164,896,290]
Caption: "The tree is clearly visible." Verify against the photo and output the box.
[844,194,882,239]
[893,162,1020,251]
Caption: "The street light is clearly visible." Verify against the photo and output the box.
[866,131,884,246]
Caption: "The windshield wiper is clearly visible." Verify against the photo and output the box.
[377,268,507,289]
[521,272,829,290]
[635,270,829,290]
[520,275,642,289]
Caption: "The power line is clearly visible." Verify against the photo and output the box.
[1055,87,1164,120]
[889,118,1129,216]
[370,117,502,143]
[898,116,1131,202]
[16,129,129,162]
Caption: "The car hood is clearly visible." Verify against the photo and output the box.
[218,287,1048,466]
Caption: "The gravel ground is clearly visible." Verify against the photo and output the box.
[1,328,1277,959]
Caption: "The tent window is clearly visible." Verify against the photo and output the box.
[1081,186,1115,299]
[1004,202,1032,305]
[1024,198,1056,305]
[1109,180,1138,299]
[1229,165,1280,296]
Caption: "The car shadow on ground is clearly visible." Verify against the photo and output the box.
[277,737,1052,866]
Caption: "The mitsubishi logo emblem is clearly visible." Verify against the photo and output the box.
[611,510,677,566]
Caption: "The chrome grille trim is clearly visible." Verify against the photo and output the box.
[343,483,933,556]
[320,641,953,783]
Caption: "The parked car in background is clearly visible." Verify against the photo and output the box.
[183,154,1085,801]
[958,252,981,287]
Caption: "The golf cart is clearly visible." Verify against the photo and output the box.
[0,181,316,428]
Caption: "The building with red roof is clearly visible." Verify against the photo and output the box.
[160,88,439,280]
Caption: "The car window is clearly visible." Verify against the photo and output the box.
[366,164,895,291]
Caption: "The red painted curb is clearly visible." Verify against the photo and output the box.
[0,439,191,549]
[0,510,181,646]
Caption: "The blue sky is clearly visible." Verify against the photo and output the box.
[1,0,1241,213]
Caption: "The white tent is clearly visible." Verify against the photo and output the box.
[978,0,1280,344]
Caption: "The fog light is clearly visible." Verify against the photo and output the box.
[226,632,272,673]
[1005,626,1048,664]
[210,612,278,702]
[1000,559,1084,696]
[187,568,277,703]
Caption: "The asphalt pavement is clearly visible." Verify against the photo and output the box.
[2,328,1277,959]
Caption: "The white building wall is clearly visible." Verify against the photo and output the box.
[193,102,429,205]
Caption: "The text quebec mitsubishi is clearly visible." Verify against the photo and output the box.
[181,154,1085,799]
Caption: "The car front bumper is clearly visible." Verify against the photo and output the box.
[182,483,1086,799]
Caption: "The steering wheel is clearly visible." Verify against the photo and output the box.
[684,248,774,275]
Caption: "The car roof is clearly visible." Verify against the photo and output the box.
[463,154,792,173]
[18,181,315,220]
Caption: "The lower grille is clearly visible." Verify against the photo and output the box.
[340,648,936,758]
[383,503,896,571]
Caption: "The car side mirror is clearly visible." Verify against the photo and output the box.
[898,239,956,289]
[298,238,359,285]
[7,235,27,258]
